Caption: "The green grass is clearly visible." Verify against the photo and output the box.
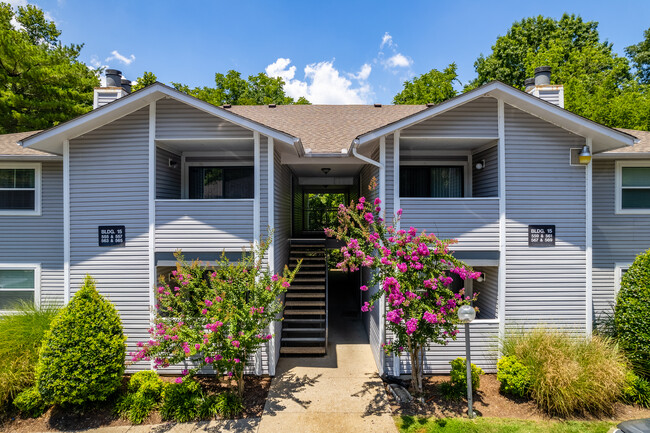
[396,416,616,433]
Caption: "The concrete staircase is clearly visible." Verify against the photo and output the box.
[280,239,327,356]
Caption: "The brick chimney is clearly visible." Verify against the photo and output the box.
[525,66,564,108]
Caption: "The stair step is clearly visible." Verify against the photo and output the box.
[283,309,326,315]
[293,277,325,282]
[285,301,326,307]
[291,263,325,268]
[282,337,326,343]
[288,285,325,291]
[295,271,326,276]
[286,293,325,299]
[280,346,327,355]
[283,318,325,323]
[282,327,325,333]
[290,257,325,261]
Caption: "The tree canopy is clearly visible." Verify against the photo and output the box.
[0,2,98,133]
[626,27,650,85]
[172,70,310,106]
[131,71,157,92]
[392,63,458,105]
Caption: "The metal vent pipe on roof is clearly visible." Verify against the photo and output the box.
[121,78,131,94]
[534,66,552,86]
[105,69,122,87]
[524,77,535,92]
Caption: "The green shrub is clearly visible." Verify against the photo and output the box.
[36,275,126,406]
[116,371,165,424]
[497,355,530,398]
[12,386,47,418]
[160,379,204,422]
[0,301,60,409]
[502,328,627,417]
[440,357,484,399]
[615,248,650,377]
[213,392,244,418]
[622,371,650,408]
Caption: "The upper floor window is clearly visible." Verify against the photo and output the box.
[0,163,41,216]
[616,161,650,214]
[400,165,464,198]
[188,166,254,199]
[0,264,39,311]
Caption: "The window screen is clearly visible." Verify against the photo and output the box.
[188,167,254,199]
[400,166,464,198]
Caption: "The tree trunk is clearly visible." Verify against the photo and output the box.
[407,338,422,395]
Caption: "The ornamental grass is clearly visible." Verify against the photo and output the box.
[501,327,627,417]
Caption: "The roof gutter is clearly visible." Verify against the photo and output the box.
[350,138,383,170]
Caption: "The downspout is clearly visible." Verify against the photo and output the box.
[351,138,386,375]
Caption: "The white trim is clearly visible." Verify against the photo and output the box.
[397,197,500,201]
[614,263,631,296]
[0,162,42,216]
[497,98,507,344]
[0,263,41,311]
[379,136,386,211]
[267,137,276,376]
[615,160,650,214]
[393,131,400,219]
[148,102,157,333]
[63,140,70,304]
[585,138,593,337]
[253,132,261,243]
[155,198,255,203]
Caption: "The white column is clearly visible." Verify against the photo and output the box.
[585,137,593,337]
[148,102,156,325]
[497,99,507,342]
[63,139,70,304]
[253,132,261,244]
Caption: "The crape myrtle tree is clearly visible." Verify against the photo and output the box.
[325,180,479,394]
[132,234,299,397]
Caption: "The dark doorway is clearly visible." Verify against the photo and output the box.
[292,181,356,237]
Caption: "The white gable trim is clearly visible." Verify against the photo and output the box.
[18,83,299,155]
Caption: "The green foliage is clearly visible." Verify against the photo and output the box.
[160,379,210,422]
[213,391,244,418]
[496,356,530,398]
[622,371,650,408]
[0,301,59,409]
[626,27,650,84]
[393,63,459,105]
[441,357,483,399]
[0,3,99,133]
[467,14,650,131]
[12,386,46,418]
[131,71,158,92]
[172,70,310,106]
[615,248,650,377]
[36,275,126,406]
[501,328,627,416]
[116,371,165,424]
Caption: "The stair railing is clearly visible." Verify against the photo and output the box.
[325,247,329,353]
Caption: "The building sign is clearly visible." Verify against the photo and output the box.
[98,225,125,247]
[528,225,555,247]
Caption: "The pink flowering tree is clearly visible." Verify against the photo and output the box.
[325,187,479,394]
[131,234,298,397]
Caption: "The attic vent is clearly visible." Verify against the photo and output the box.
[268,104,276,108]
[222,104,231,109]
[374,103,382,108]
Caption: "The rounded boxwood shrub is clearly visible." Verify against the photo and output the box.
[36,275,126,406]
[497,355,530,398]
[615,248,650,377]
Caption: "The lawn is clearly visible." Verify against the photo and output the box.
[396,416,616,433]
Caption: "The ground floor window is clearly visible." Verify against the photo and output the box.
[615,263,631,295]
[0,264,39,310]
[616,161,650,213]
[0,162,41,215]
[188,166,254,199]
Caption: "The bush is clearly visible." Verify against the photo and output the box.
[440,357,484,399]
[36,275,126,406]
[13,386,46,418]
[622,371,650,408]
[160,379,205,422]
[116,371,165,424]
[213,392,244,418]
[615,248,650,377]
[497,355,530,398]
[0,301,59,409]
[502,328,627,417]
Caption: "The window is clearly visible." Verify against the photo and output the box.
[616,161,650,214]
[0,264,39,311]
[0,163,41,215]
[400,165,464,198]
[188,166,254,199]
[615,263,630,295]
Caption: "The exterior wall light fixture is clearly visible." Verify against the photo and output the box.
[475,160,486,170]
[321,168,331,175]
[578,145,592,165]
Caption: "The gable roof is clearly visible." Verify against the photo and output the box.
[228,105,426,154]
[0,131,60,159]
[601,128,650,155]
[355,81,638,154]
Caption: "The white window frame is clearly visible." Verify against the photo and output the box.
[0,162,42,216]
[399,160,471,198]
[614,262,631,296]
[0,263,41,312]
[615,160,650,214]
[182,160,255,200]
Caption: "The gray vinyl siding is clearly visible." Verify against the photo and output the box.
[384,135,395,217]
[399,198,499,250]
[0,161,64,303]
[474,266,498,319]
[156,148,181,199]
[155,200,255,251]
[400,97,497,138]
[592,159,650,319]
[472,144,498,197]
[504,104,587,331]
[69,107,150,371]
[292,179,303,236]
[155,98,253,140]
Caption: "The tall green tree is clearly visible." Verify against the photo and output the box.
[393,63,459,105]
[0,3,98,133]
[131,71,157,92]
[626,27,650,85]
[172,70,309,105]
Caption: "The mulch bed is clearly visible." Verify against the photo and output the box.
[387,374,650,422]
[0,375,271,433]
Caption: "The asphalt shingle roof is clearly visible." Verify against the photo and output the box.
[609,128,650,153]
[0,130,52,157]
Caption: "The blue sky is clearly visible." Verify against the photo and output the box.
[13,0,650,104]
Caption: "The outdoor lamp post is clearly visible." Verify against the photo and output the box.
[458,304,476,419]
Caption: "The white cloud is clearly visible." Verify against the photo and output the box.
[266,58,373,104]
[350,63,372,81]
[105,50,136,66]
[380,32,393,49]
[386,53,412,68]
